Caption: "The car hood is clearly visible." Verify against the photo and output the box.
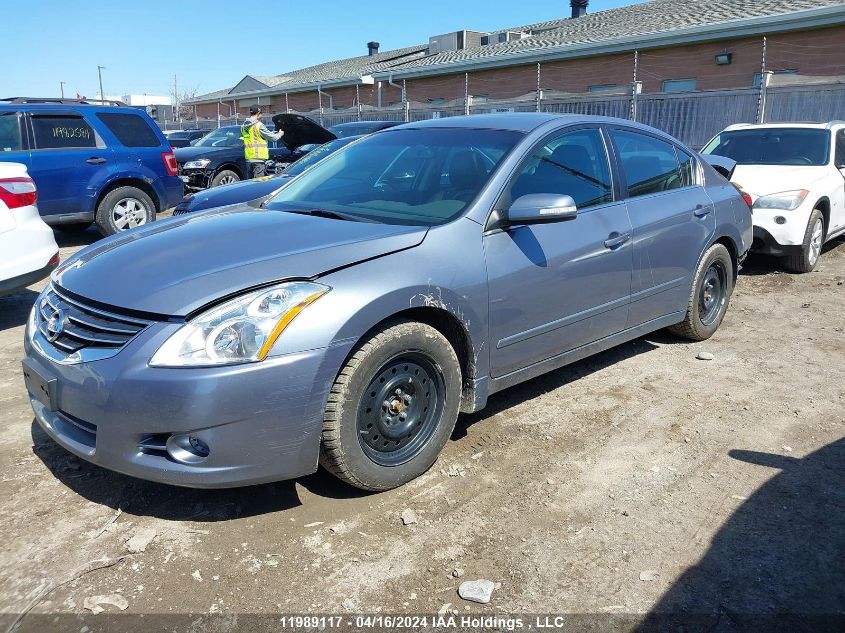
[185,175,289,211]
[174,145,237,163]
[731,164,829,199]
[272,113,336,150]
[53,207,427,316]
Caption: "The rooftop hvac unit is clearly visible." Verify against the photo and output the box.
[428,30,488,54]
[481,31,530,46]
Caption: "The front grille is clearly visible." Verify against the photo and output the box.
[36,286,151,357]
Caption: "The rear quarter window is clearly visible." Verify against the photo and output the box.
[96,112,161,147]
[31,115,99,149]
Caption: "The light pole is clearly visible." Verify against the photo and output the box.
[97,66,106,103]
[59,81,66,99]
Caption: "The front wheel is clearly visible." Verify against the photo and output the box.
[669,243,734,341]
[320,321,462,491]
[785,209,825,273]
[210,169,240,187]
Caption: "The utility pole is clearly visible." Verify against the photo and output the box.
[97,66,106,103]
[174,75,179,123]
[59,81,66,99]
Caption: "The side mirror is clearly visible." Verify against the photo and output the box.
[507,194,577,225]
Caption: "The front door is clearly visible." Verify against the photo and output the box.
[25,112,112,218]
[485,127,633,378]
[832,129,845,233]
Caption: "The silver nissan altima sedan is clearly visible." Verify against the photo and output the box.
[22,114,752,491]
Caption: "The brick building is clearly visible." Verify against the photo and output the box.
[188,0,845,119]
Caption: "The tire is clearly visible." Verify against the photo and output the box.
[53,222,93,233]
[320,320,462,491]
[95,186,155,236]
[669,243,734,341]
[784,209,825,274]
[210,169,240,187]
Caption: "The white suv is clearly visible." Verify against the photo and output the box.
[0,162,59,296]
[702,122,845,272]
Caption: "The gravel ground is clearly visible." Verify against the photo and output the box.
[0,225,843,632]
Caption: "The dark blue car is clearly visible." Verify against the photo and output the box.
[0,98,183,235]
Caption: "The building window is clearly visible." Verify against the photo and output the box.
[589,84,621,94]
[662,79,697,93]
[428,98,447,105]
[753,69,798,87]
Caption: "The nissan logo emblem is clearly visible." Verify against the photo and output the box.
[46,307,67,342]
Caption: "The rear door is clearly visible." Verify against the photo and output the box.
[25,110,112,217]
[832,128,845,233]
[608,128,715,327]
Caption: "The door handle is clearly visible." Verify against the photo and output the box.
[603,232,631,249]
[694,204,712,218]
[86,157,107,165]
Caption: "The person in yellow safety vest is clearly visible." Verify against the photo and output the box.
[241,105,283,179]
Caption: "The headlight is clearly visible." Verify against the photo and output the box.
[752,189,809,211]
[183,159,211,170]
[150,282,329,367]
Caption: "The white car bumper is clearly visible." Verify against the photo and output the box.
[751,205,812,252]
[0,204,59,295]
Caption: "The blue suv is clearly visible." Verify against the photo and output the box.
[0,98,183,235]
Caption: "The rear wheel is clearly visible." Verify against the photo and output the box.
[785,209,824,273]
[211,169,239,187]
[95,186,155,236]
[669,243,734,341]
[320,321,462,491]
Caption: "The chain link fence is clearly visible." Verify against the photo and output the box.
[165,81,845,149]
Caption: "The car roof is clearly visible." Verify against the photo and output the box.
[330,121,398,128]
[0,102,152,116]
[395,113,671,135]
[723,121,845,131]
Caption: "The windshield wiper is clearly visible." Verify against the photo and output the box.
[282,208,378,223]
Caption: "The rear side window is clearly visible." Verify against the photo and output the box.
[612,130,681,197]
[835,130,845,167]
[0,113,23,152]
[31,115,99,149]
[676,148,697,187]
[97,112,161,147]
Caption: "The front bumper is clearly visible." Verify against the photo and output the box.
[750,206,810,252]
[178,168,212,191]
[24,317,346,488]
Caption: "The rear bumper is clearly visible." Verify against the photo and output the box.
[155,175,185,210]
[0,259,57,297]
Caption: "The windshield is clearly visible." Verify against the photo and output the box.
[702,128,830,166]
[264,128,522,226]
[330,123,392,138]
[194,128,243,148]
[284,138,357,177]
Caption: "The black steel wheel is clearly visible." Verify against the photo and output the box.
[698,260,728,326]
[669,242,734,341]
[357,352,445,467]
[320,320,462,491]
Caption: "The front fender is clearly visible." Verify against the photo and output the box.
[268,218,489,393]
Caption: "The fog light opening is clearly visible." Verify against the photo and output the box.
[775,216,787,225]
[166,434,210,464]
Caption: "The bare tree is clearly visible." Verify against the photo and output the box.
[169,83,201,121]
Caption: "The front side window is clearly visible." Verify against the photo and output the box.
[509,128,613,209]
[701,128,830,166]
[612,129,682,197]
[265,128,522,226]
[0,113,23,152]
[31,115,99,149]
[96,112,160,147]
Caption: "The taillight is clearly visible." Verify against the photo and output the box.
[0,177,37,209]
[732,182,753,211]
[162,152,178,176]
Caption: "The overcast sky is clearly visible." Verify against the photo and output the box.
[4,0,640,100]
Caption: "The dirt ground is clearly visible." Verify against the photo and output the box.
[0,224,843,632]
